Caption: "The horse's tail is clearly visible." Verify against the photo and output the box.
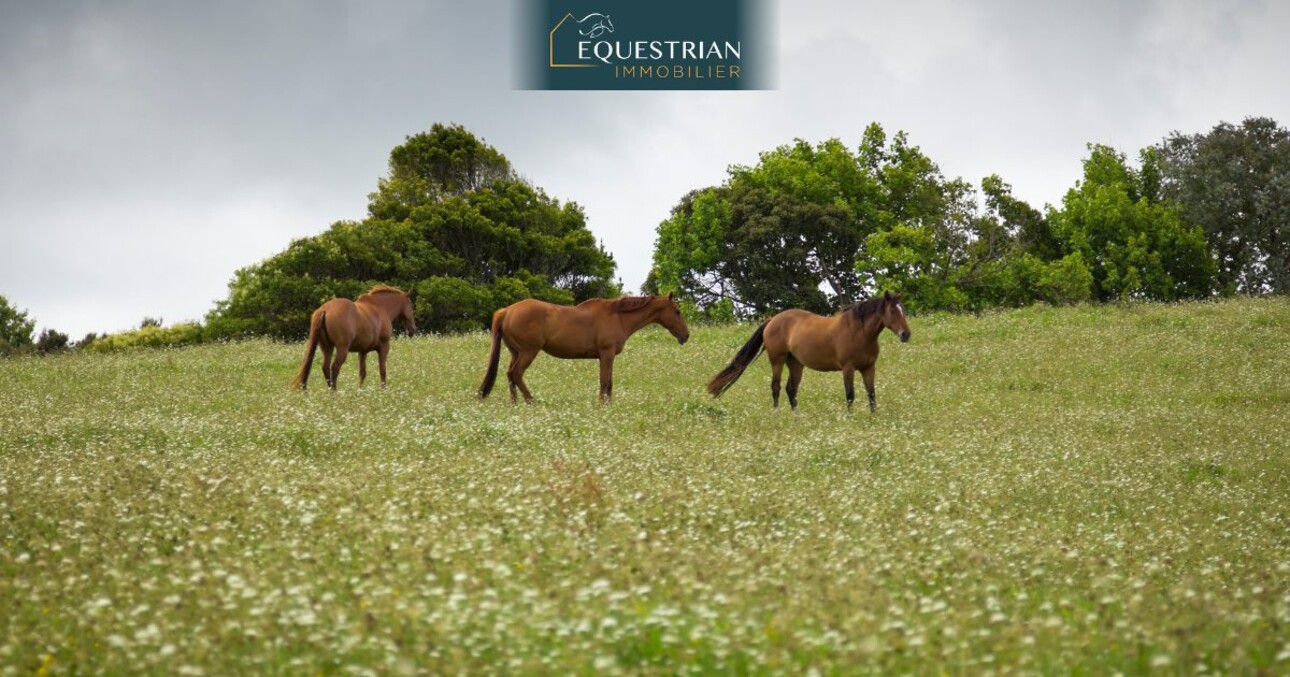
[478,309,506,399]
[291,311,326,391]
[708,321,768,398]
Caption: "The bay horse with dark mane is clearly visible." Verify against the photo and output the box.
[479,294,690,403]
[708,292,911,411]
[292,285,416,391]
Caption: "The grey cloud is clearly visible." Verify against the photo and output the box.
[2,1,1286,337]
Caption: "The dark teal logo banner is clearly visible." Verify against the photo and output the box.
[518,0,774,90]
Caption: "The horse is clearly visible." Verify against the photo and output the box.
[291,285,416,391]
[575,13,614,38]
[478,293,690,404]
[707,291,911,411]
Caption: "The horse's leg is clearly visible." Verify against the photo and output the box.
[358,352,368,388]
[598,348,615,404]
[509,349,538,404]
[768,353,785,408]
[843,365,856,411]
[321,345,335,389]
[377,342,389,388]
[505,347,521,403]
[786,356,805,411]
[862,365,877,413]
[330,347,350,391]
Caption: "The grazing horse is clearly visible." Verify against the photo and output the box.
[708,292,911,411]
[479,293,690,403]
[291,285,416,391]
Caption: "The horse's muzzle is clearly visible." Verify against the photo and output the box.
[678,333,690,345]
[900,330,911,343]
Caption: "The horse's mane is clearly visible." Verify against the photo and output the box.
[361,285,406,298]
[844,296,887,321]
[579,295,655,314]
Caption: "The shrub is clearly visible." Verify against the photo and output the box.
[88,323,206,352]
[36,328,70,354]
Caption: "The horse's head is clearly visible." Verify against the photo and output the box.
[577,13,614,38]
[879,291,911,342]
[400,289,418,336]
[656,292,690,345]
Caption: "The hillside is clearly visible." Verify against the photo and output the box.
[2,298,1288,672]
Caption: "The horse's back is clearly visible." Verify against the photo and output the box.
[501,298,599,356]
[500,298,562,336]
[505,298,564,322]
[765,309,847,369]
[315,298,359,345]
[766,308,833,337]
[318,297,356,314]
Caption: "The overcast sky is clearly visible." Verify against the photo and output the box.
[2,0,1287,338]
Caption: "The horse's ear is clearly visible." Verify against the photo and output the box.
[666,291,674,301]
[883,290,892,301]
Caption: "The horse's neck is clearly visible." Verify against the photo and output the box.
[848,312,884,341]
[617,306,658,335]
[359,295,398,321]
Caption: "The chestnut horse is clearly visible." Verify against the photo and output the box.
[479,293,690,403]
[707,292,911,411]
[291,285,416,391]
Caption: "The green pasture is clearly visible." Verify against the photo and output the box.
[2,298,1288,673]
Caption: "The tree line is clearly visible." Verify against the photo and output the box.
[648,117,1289,320]
[3,117,1286,354]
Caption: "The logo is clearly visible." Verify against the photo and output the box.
[575,13,614,39]
[521,0,773,91]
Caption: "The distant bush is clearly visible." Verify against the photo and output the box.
[75,333,101,350]
[1000,252,1094,307]
[87,322,207,352]
[36,328,70,354]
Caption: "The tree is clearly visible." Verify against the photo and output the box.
[954,176,1093,308]
[1048,145,1214,301]
[651,124,978,317]
[981,174,1059,261]
[1158,116,1290,294]
[208,126,617,338]
[0,295,35,355]
[36,328,69,354]
[368,123,514,221]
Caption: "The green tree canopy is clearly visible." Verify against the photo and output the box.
[208,125,617,338]
[0,295,36,355]
[1048,145,1215,301]
[650,124,1085,317]
[1157,116,1290,294]
[651,124,982,317]
[649,123,1229,316]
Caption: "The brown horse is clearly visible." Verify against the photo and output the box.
[708,292,911,411]
[478,293,690,403]
[291,285,416,391]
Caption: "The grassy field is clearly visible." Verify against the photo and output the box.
[2,298,1289,674]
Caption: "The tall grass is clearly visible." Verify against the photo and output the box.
[1,299,1288,673]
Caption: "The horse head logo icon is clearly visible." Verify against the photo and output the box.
[575,13,615,38]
